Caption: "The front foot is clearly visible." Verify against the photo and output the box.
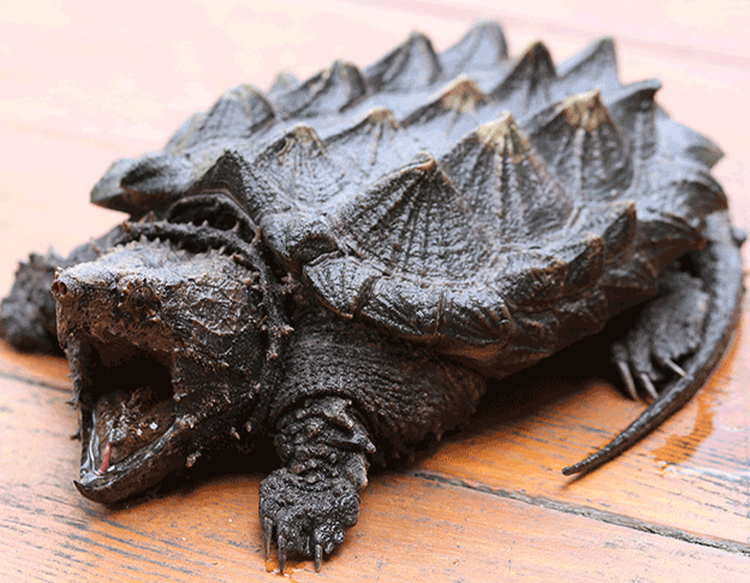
[259,469,360,572]
[260,396,374,572]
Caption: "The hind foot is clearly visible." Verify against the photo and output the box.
[611,270,709,401]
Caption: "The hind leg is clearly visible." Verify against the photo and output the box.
[564,212,743,476]
[612,218,746,404]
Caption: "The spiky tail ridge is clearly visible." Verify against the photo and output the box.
[562,211,744,476]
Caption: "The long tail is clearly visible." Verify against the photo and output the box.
[562,212,744,476]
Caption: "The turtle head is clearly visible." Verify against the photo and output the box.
[52,235,274,504]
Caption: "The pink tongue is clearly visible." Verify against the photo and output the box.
[93,384,176,470]
[97,442,112,475]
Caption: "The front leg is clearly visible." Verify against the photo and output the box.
[259,396,375,572]
[259,306,486,571]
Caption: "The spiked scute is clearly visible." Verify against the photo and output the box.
[557,37,619,94]
[88,22,728,361]
[440,20,508,77]
[491,41,557,113]
[530,89,632,201]
[181,84,275,148]
[364,31,442,92]
[274,60,367,118]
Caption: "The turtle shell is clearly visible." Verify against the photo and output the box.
[89,21,727,376]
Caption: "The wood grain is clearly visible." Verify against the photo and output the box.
[417,324,750,546]
[2,372,750,582]
[1,1,748,581]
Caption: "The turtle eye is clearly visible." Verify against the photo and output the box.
[127,285,159,315]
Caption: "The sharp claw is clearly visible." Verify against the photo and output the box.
[278,535,286,574]
[615,359,639,400]
[263,517,273,558]
[638,372,659,401]
[662,357,686,378]
[315,543,323,572]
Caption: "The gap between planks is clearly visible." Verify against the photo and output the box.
[0,369,71,393]
[411,469,750,557]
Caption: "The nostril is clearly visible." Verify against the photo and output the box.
[51,279,68,298]
[50,279,69,301]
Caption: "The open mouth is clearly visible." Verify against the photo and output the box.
[79,341,176,477]
[70,335,186,503]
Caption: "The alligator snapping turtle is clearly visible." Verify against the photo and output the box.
[1,21,744,571]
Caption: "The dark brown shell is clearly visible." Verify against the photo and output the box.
[89,21,727,377]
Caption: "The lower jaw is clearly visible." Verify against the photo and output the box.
[90,389,177,472]
[75,404,185,505]
[76,439,183,505]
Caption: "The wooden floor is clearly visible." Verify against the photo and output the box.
[1,1,749,581]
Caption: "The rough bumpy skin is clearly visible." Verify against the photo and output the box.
[0,21,744,571]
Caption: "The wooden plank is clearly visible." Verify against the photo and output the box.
[0,342,71,390]
[2,374,750,582]
[416,314,750,546]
